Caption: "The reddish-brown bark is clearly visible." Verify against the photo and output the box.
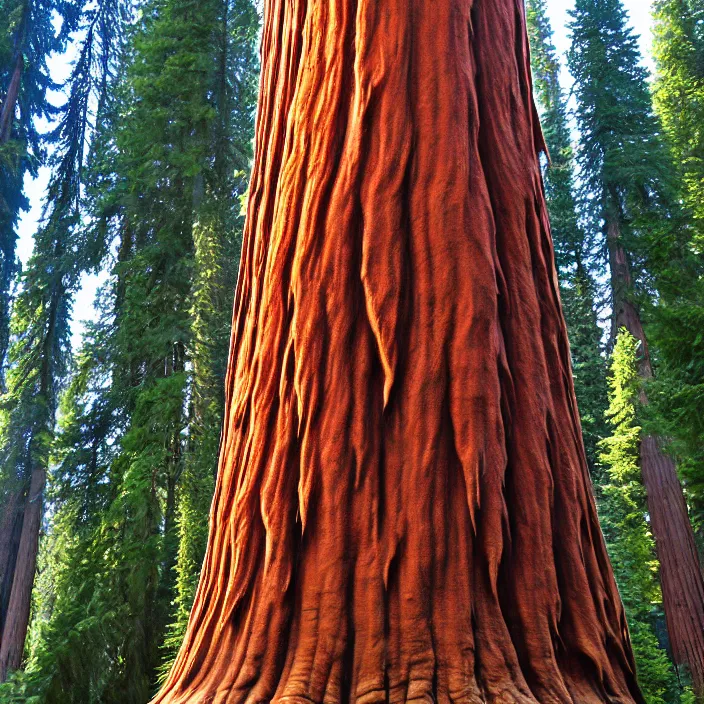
[0,53,23,144]
[155,1,643,701]
[641,438,704,697]
[0,0,28,145]
[0,467,44,681]
[0,488,25,636]
[607,216,704,698]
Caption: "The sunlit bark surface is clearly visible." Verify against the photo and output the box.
[155,0,643,701]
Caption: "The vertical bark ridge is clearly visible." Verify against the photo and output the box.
[154,0,643,702]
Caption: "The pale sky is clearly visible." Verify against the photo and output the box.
[15,0,655,346]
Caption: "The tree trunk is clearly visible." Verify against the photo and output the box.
[0,466,44,681]
[0,51,23,144]
[155,0,643,701]
[0,274,63,683]
[0,488,25,636]
[607,214,704,697]
[641,437,704,697]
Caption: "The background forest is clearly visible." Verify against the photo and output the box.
[0,0,702,701]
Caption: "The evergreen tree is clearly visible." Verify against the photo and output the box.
[526,0,608,474]
[0,0,259,698]
[599,330,680,704]
[0,0,82,381]
[650,0,704,548]
[0,318,123,702]
[569,0,704,694]
[164,0,258,665]
[652,0,704,235]
[0,0,129,682]
[646,290,704,549]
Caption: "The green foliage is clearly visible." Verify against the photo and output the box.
[527,0,585,272]
[568,0,672,221]
[599,330,679,704]
[0,0,260,699]
[561,268,609,473]
[567,0,681,320]
[566,3,704,697]
[649,0,704,547]
[527,0,609,473]
[0,319,124,702]
[653,0,704,240]
[0,5,121,645]
[0,0,83,377]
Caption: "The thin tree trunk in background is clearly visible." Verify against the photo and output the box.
[155,0,643,701]
[0,466,44,680]
[0,279,62,683]
[0,0,28,146]
[641,437,704,697]
[159,341,187,618]
[0,19,27,650]
[0,54,23,144]
[607,214,704,698]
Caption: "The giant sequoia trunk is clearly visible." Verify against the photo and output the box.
[155,1,643,701]
[607,216,704,698]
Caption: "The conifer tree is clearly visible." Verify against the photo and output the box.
[97,1,256,691]
[0,0,81,379]
[164,0,258,661]
[652,0,704,233]
[0,0,128,682]
[526,0,608,474]
[0,0,259,698]
[0,320,122,702]
[569,0,704,694]
[650,0,704,546]
[599,331,680,703]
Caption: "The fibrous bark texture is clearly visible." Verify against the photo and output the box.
[155,1,643,702]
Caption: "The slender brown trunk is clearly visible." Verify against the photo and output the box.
[607,220,649,369]
[642,437,704,696]
[607,213,704,697]
[0,466,44,680]
[0,0,28,147]
[0,54,23,144]
[155,1,643,701]
[0,277,62,683]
